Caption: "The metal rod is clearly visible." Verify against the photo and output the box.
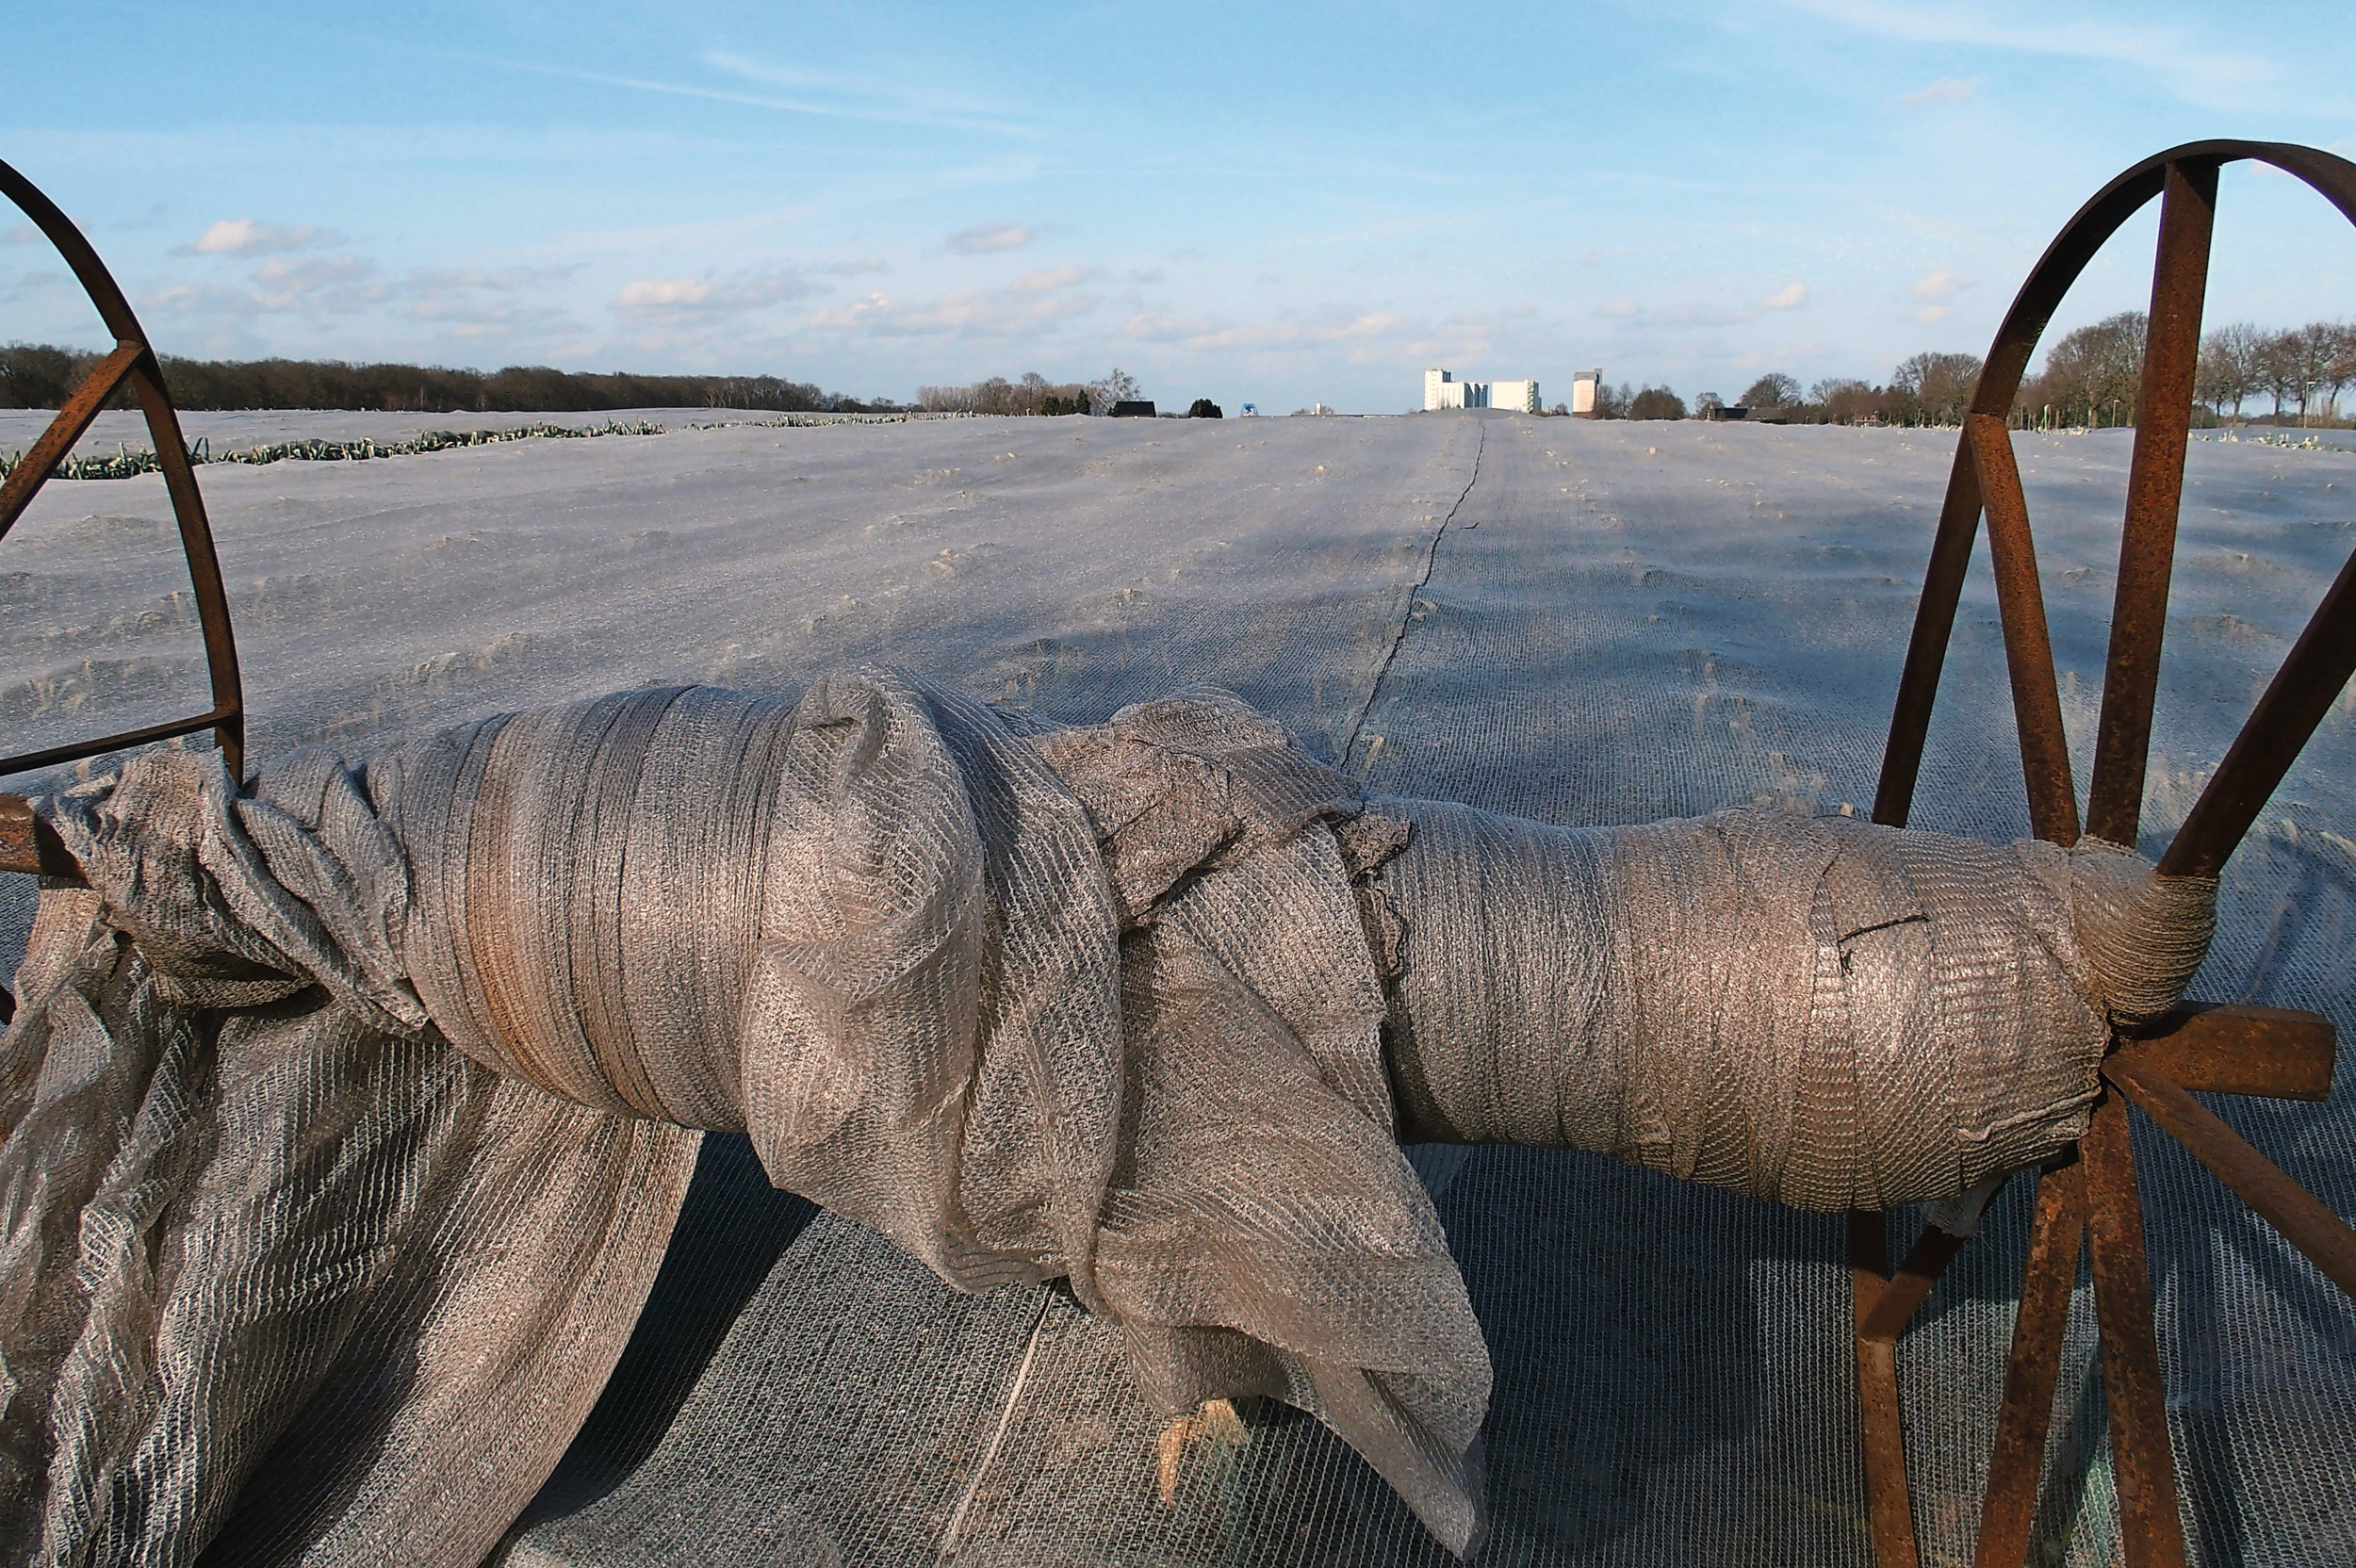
[2081,1091,2188,1568]
[1858,1223,1972,1345]
[1874,439,1984,828]
[1850,1210,1923,1568]
[2087,160,2218,847]
[2111,1004,2336,1102]
[1967,414,2081,846]
[1973,1163,2087,1568]
[0,339,142,541]
[0,704,239,788]
[125,358,244,779]
[2103,1055,2356,1300]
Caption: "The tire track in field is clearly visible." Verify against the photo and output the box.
[1341,421,1485,775]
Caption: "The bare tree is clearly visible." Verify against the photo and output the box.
[1889,351,1982,425]
[2197,322,2263,425]
[2323,322,2356,425]
[2036,312,2145,426]
[2256,330,2304,422]
[1740,372,1800,408]
[1087,368,1142,416]
[1810,378,1884,425]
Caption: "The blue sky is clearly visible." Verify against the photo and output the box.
[8,2,2356,412]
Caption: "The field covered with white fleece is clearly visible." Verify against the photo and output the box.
[3,408,2353,1564]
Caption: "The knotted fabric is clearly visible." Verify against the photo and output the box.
[5,675,1484,1561]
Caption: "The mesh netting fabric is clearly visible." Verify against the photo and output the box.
[3,672,1493,1559]
[1,654,2224,1563]
[0,771,697,1568]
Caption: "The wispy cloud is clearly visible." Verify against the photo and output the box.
[614,270,818,317]
[1908,268,1966,323]
[1786,0,2281,111]
[700,51,1025,135]
[1123,307,1410,363]
[945,221,1036,254]
[827,257,888,276]
[809,266,1098,337]
[1760,282,1808,310]
[176,219,339,258]
[1910,268,1962,301]
[469,54,1036,137]
[4,223,39,246]
[1902,76,1977,108]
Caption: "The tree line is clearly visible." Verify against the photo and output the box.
[1596,316,2356,429]
[0,343,899,415]
[916,368,1185,417]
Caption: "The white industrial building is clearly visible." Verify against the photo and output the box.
[1424,368,1540,414]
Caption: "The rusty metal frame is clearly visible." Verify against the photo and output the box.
[0,157,244,782]
[1859,139,2356,1568]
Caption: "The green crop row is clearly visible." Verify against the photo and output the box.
[0,410,965,485]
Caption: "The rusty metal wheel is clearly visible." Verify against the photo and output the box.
[1853,140,2356,1568]
[0,157,243,783]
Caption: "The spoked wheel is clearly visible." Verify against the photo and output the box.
[0,160,245,1021]
[0,157,243,782]
[1851,141,2356,1568]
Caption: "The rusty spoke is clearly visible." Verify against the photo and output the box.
[1859,1223,1974,1345]
[1967,414,2081,845]
[2111,1004,2336,1101]
[1974,1162,2087,1568]
[2088,159,2218,846]
[2103,1054,2356,1300]
[1851,1210,1923,1568]
[0,339,143,542]
[1874,439,1985,828]
[2082,1091,2188,1567]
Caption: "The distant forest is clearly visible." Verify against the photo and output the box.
[0,343,901,415]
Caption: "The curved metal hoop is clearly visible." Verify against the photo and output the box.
[1855,140,2356,1568]
[0,158,244,781]
[1875,139,2356,873]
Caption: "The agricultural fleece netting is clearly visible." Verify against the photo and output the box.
[0,412,2350,1566]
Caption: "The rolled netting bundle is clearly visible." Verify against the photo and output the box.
[1374,800,2215,1213]
[0,671,2214,1564]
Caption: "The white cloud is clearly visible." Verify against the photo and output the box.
[4,222,39,246]
[1600,297,1640,318]
[178,219,338,258]
[613,271,815,316]
[1914,304,1955,324]
[827,257,888,276]
[946,221,1035,254]
[1902,76,1977,108]
[1760,282,1808,310]
[1910,268,1962,301]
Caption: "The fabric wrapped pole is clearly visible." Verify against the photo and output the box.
[0,674,2215,1563]
[1373,799,2216,1211]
